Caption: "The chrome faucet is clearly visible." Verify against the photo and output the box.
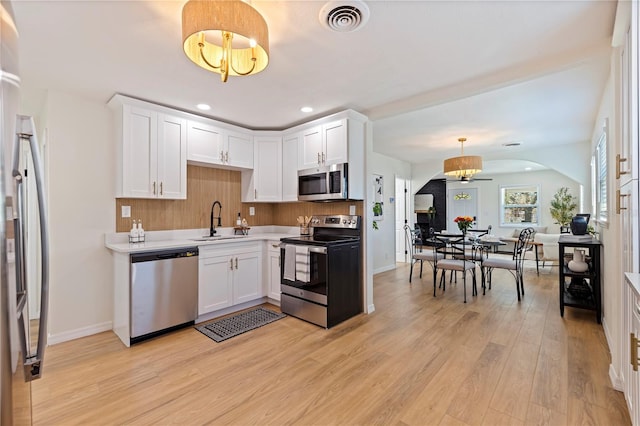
[210,201,222,237]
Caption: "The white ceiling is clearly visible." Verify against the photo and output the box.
[10,0,617,172]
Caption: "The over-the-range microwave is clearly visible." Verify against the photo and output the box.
[298,163,348,201]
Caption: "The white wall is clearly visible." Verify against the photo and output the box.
[446,170,583,236]
[36,91,115,343]
[369,152,411,274]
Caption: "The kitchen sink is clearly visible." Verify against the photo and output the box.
[190,235,247,242]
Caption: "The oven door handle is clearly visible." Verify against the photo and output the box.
[279,243,327,255]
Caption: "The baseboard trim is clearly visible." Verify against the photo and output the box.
[373,264,396,275]
[48,321,113,345]
[610,363,624,391]
[196,298,267,324]
[602,316,624,391]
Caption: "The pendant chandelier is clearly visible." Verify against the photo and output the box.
[182,0,270,83]
[443,137,483,179]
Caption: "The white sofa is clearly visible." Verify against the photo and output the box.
[532,232,561,266]
[499,227,562,272]
[499,226,549,254]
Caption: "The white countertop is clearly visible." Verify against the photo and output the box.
[626,272,640,298]
[105,226,299,254]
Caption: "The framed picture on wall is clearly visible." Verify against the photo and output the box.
[373,174,384,220]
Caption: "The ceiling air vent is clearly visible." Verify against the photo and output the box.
[319,0,370,33]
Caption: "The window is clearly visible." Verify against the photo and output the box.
[500,185,540,226]
[594,121,608,223]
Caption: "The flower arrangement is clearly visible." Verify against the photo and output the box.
[454,216,474,233]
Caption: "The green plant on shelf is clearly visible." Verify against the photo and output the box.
[550,187,577,228]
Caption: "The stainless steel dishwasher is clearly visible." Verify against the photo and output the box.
[130,247,198,344]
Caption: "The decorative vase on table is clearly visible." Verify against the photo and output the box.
[454,216,473,234]
[568,249,589,273]
[570,215,589,235]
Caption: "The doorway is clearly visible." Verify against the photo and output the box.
[447,187,478,229]
[395,177,410,262]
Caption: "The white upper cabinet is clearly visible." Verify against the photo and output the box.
[242,135,282,202]
[187,120,253,169]
[110,95,187,199]
[110,94,368,202]
[282,132,299,201]
[618,19,639,185]
[187,120,225,165]
[298,119,348,169]
[323,119,348,165]
[226,130,254,169]
[157,113,188,199]
[299,125,323,169]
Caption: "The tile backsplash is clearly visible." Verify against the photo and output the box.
[115,165,363,232]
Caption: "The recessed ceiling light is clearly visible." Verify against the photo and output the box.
[301,106,313,113]
[502,142,521,147]
[197,103,211,111]
[525,167,532,171]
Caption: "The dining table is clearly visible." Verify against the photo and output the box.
[431,232,506,256]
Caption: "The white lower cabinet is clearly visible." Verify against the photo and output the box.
[627,278,640,426]
[266,241,281,302]
[198,243,262,316]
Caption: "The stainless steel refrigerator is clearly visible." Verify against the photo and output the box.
[1,1,49,424]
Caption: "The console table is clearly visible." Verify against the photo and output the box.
[558,236,602,323]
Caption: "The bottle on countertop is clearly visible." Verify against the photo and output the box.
[236,212,242,226]
[137,220,145,242]
[129,220,139,243]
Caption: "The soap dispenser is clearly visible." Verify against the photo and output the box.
[137,220,145,242]
[236,212,242,226]
[129,220,139,243]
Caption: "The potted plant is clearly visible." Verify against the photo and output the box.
[372,202,383,230]
[549,187,577,232]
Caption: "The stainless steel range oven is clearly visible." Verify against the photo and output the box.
[280,215,362,328]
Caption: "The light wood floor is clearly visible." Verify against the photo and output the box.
[33,261,631,425]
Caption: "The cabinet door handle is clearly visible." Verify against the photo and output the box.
[160,182,163,196]
[220,151,225,163]
[617,189,628,214]
[255,189,257,199]
[616,154,629,179]
[225,151,229,163]
[235,257,238,269]
[272,244,279,248]
[317,152,321,165]
[632,333,639,371]
[322,152,325,164]
[153,181,156,195]
[229,258,233,270]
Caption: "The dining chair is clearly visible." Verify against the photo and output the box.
[481,227,535,301]
[432,233,477,303]
[404,225,444,295]
[467,225,492,239]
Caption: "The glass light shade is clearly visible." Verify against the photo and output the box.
[443,155,483,178]
[182,0,269,82]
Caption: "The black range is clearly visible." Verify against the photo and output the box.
[280,215,362,328]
